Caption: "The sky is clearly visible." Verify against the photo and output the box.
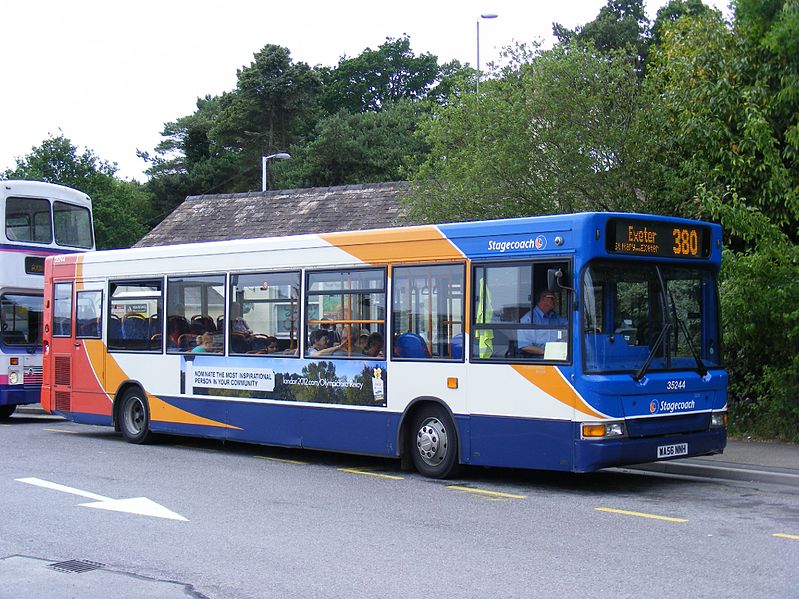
[1,0,730,181]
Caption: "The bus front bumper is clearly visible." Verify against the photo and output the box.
[574,428,727,473]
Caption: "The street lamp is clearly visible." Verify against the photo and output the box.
[476,13,498,94]
[261,152,291,192]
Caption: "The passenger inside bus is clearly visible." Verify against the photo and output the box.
[191,332,220,354]
[363,332,384,357]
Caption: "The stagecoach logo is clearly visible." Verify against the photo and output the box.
[650,399,697,414]
[486,234,548,253]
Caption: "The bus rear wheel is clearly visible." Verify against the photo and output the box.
[119,388,153,444]
[409,405,460,479]
[0,404,16,419]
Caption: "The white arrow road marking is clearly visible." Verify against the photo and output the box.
[15,477,188,521]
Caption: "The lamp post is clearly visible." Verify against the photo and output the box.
[476,13,498,94]
[261,152,291,192]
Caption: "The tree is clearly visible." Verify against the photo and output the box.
[646,5,799,239]
[319,36,443,114]
[210,45,322,179]
[554,0,651,70]
[407,43,660,223]
[3,135,149,249]
[277,101,428,188]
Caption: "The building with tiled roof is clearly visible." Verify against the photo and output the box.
[135,181,415,247]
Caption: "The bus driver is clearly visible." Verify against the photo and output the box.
[518,289,567,356]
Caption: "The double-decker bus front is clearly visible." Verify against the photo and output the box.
[0,181,94,418]
[571,215,726,470]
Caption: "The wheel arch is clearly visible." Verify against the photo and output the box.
[397,396,462,467]
[112,379,146,432]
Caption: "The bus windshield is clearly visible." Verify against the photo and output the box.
[582,261,721,374]
[1,293,43,347]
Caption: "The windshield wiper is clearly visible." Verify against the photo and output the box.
[633,322,671,382]
[668,289,708,378]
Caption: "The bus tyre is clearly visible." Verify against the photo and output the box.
[0,404,16,419]
[119,388,153,444]
[410,405,460,479]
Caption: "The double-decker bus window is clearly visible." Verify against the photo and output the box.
[0,294,43,345]
[229,271,300,355]
[76,290,103,339]
[472,261,570,362]
[166,275,225,354]
[52,283,73,337]
[108,280,162,352]
[5,197,52,243]
[391,264,464,360]
[53,201,93,249]
[306,268,385,359]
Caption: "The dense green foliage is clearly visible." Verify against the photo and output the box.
[2,135,149,249]
[3,1,797,438]
[142,36,467,217]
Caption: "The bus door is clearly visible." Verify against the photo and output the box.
[49,282,107,415]
[49,281,75,413]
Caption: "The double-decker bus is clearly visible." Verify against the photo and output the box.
[40,212,726,477]
[1,180,94,418]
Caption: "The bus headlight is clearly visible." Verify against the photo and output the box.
[8,370,20,385]
[582,421,626,439]
[710,412,727,428]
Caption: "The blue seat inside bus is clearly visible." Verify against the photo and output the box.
[394,333,430,358]
[451,333,463,359]
[122,315,148,340]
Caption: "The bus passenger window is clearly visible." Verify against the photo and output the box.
[391,263,464,361]
[306,268,385,359]
[229,271,300,356]
[108,280,162,352]
[166,274,225,354]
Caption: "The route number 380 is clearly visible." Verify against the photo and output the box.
[672,228,699,256]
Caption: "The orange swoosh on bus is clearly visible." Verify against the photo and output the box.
[84,340,238,430]
[510,364,606,419]
[321,226,464,265]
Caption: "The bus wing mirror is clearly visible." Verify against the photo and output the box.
[548,268,575,293]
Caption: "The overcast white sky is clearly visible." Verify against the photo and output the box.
[0,0,730,181]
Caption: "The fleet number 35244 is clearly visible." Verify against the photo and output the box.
[666,380,687,390]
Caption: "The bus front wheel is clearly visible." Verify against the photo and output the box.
[409,405,460,479]
[118,388,153,444]
[0,404,16,419]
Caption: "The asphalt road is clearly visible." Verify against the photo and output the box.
[2,412,798,598]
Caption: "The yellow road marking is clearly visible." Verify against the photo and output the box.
[1,424,11,427]
[44,428,81,434]
[339,467,404,480]
[773,533,799,541]
[596,507,687,523]
[447,485,527,500]
[255,455,308,466]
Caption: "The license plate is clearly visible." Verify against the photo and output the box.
[657,443,688,459]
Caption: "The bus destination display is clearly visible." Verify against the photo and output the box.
[606,218,710,259]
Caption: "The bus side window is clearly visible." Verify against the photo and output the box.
[229,271,301,356]
[391,263,464,361]
[76,290,103,339]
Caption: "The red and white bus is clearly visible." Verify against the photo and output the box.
[41,212,727,477]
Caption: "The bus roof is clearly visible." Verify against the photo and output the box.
[51,212,721,279]
[1,180,92,206]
